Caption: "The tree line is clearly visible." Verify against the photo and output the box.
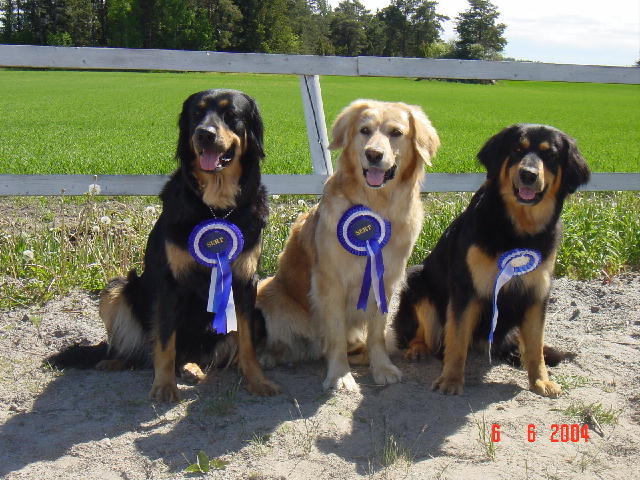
[0,0,507,60]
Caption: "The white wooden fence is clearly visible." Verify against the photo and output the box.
[1,44,639,195]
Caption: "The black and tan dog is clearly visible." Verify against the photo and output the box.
[394,124,590,397]
[50,89,280,401]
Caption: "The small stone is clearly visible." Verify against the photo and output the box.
[590,306,600,313]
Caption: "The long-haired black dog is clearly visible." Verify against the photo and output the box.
[50,89,280,401]
[393,124,590,397]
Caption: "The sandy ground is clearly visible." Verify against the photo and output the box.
[1,273,639,479]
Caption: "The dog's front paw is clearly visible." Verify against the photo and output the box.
[432,374,464,395]
[372,363,402,385]
[323,372,359,392]
[149,382,180,402]
[531,379,562,398]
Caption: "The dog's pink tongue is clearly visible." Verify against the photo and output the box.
[366,168,385,186]
[200,151,221,171]
[519,187,537,200]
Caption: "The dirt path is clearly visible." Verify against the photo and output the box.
[1,274,639,479]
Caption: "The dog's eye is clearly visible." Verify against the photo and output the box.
[390,129,403,138]
[360,126,371,135]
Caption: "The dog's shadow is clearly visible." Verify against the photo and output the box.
[0,353,519,477]
[315,352,520,474]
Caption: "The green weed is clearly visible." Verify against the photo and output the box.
[184,450,229,474]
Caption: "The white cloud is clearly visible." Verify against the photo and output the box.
[330,0,639,65]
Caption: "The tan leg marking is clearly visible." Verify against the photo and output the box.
[432,299,481,395]
[520,303,561,397]
[237,311,281,396]
[404,298,438,362]
[149,332,180,402]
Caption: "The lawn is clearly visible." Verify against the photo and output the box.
[0,70,638,308]
[0,70,638,176]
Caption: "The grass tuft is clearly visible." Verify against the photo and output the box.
[472,413,498,461]
[557,402,621,427]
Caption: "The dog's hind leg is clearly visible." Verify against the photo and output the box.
[257,277,320,366]
[97,275,149,370]
[519,302,562,397]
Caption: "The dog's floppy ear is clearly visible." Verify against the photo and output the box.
[561,133,590,193]
[242,93,265,159]
[408,105,440,167]
[329,100,371,150]
[176,93,198,164]
[477,125,519,178]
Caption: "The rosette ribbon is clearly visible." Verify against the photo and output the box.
[188,219,244,334]
[488,248,542,362]
[337,205,391,314]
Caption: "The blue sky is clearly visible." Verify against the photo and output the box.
[329,0,639,66]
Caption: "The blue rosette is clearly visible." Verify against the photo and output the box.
[489,248,543,362]
[337,205,391,313]
[188,219,244,334]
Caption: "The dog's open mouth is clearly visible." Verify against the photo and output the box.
[513,185,545,205]
[363,165,397,188]
[198,145,235,173]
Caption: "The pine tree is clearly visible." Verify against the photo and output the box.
[454,0,506,60]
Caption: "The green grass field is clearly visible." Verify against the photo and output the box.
[0,70,638,175]
[0,70,638,308]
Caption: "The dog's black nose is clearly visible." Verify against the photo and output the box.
[519,169,538,185]
[195,127,216,144]
[365,148,383,164]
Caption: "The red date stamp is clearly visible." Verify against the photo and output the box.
[490,424,590,442]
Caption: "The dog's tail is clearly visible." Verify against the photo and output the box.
[46,341,111,369]
[47,272,150,370]
[496,331,576,367]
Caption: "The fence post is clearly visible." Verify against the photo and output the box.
[299,75,333,176]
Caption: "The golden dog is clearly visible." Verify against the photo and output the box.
[256,99,440,391]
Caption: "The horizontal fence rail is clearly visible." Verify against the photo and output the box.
[1,45,638,195]
[1,173,638,196]
[1,45,638,84]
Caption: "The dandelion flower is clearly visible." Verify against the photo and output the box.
[99,216,111,225]
[144,206,157,216]
[22,249,35,261]
[272,194,280,200]
[87,183,101,195]
[91,225,100,233]
[297,199,306,206]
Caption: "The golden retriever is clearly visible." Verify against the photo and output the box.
[256,99,440,391]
